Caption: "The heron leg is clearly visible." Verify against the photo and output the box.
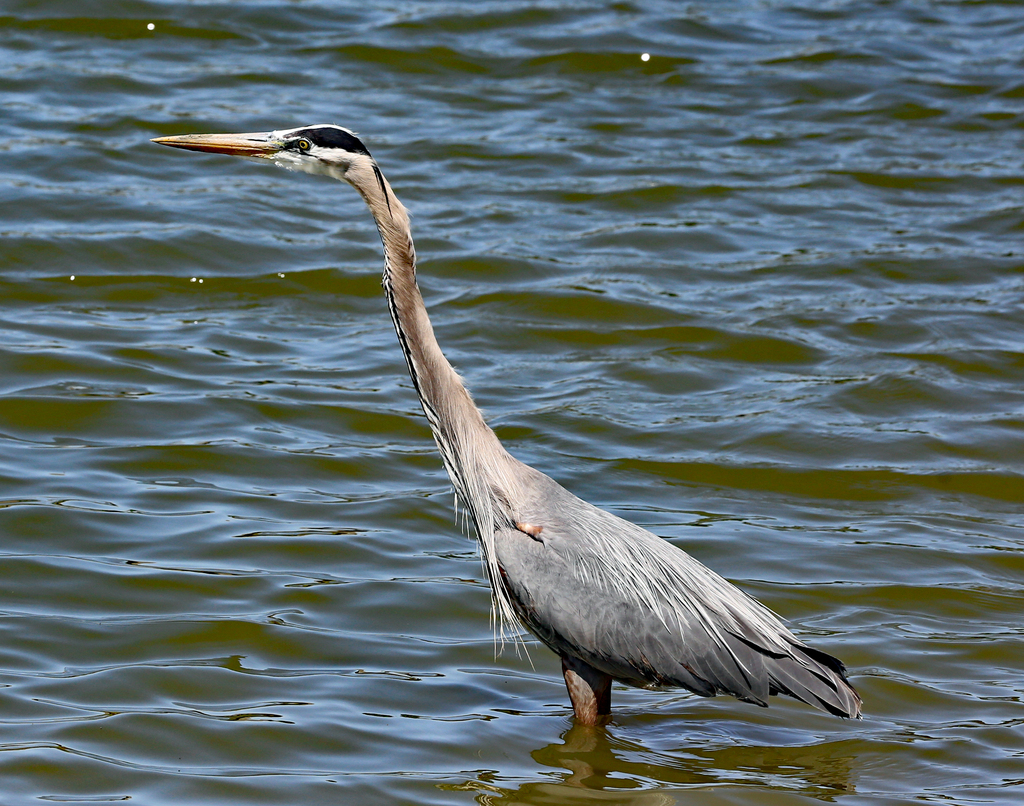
[562,655,612,725]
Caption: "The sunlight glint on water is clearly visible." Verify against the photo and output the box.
[1,1,1023,804]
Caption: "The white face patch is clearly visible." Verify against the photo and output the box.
[267,148,323,174]
[265,126,365,180]
[271,148,358,182]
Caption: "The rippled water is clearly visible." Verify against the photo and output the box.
[3,1,1023,803]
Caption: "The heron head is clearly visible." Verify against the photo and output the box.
[152,124,374,182]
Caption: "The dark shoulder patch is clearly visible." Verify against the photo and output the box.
[297,126,371,156]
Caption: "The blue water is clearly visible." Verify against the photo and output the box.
[2,1,1023,803]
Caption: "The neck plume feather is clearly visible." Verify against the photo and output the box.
[345,158,524,639]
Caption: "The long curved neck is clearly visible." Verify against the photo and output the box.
[344,159,515,527]
[343,155,530,639]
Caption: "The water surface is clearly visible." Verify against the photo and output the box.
[2,1,1023,804]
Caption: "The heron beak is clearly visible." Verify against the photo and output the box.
[151,131,282,158]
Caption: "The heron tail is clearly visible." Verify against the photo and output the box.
[766,642,862,718]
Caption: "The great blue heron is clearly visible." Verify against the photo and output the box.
[152,125,862,725]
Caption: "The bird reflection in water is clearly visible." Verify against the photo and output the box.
[452,721,856,803]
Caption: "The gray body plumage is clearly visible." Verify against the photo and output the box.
[493,463,859,716]
[153,124,862,725]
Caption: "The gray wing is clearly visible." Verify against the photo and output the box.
[493,474,861,718]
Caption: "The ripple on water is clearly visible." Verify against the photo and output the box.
[2,0,1024,804]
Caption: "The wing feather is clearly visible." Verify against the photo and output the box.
[493,471,861,717]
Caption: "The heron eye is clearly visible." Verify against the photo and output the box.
[296,139,312,151]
